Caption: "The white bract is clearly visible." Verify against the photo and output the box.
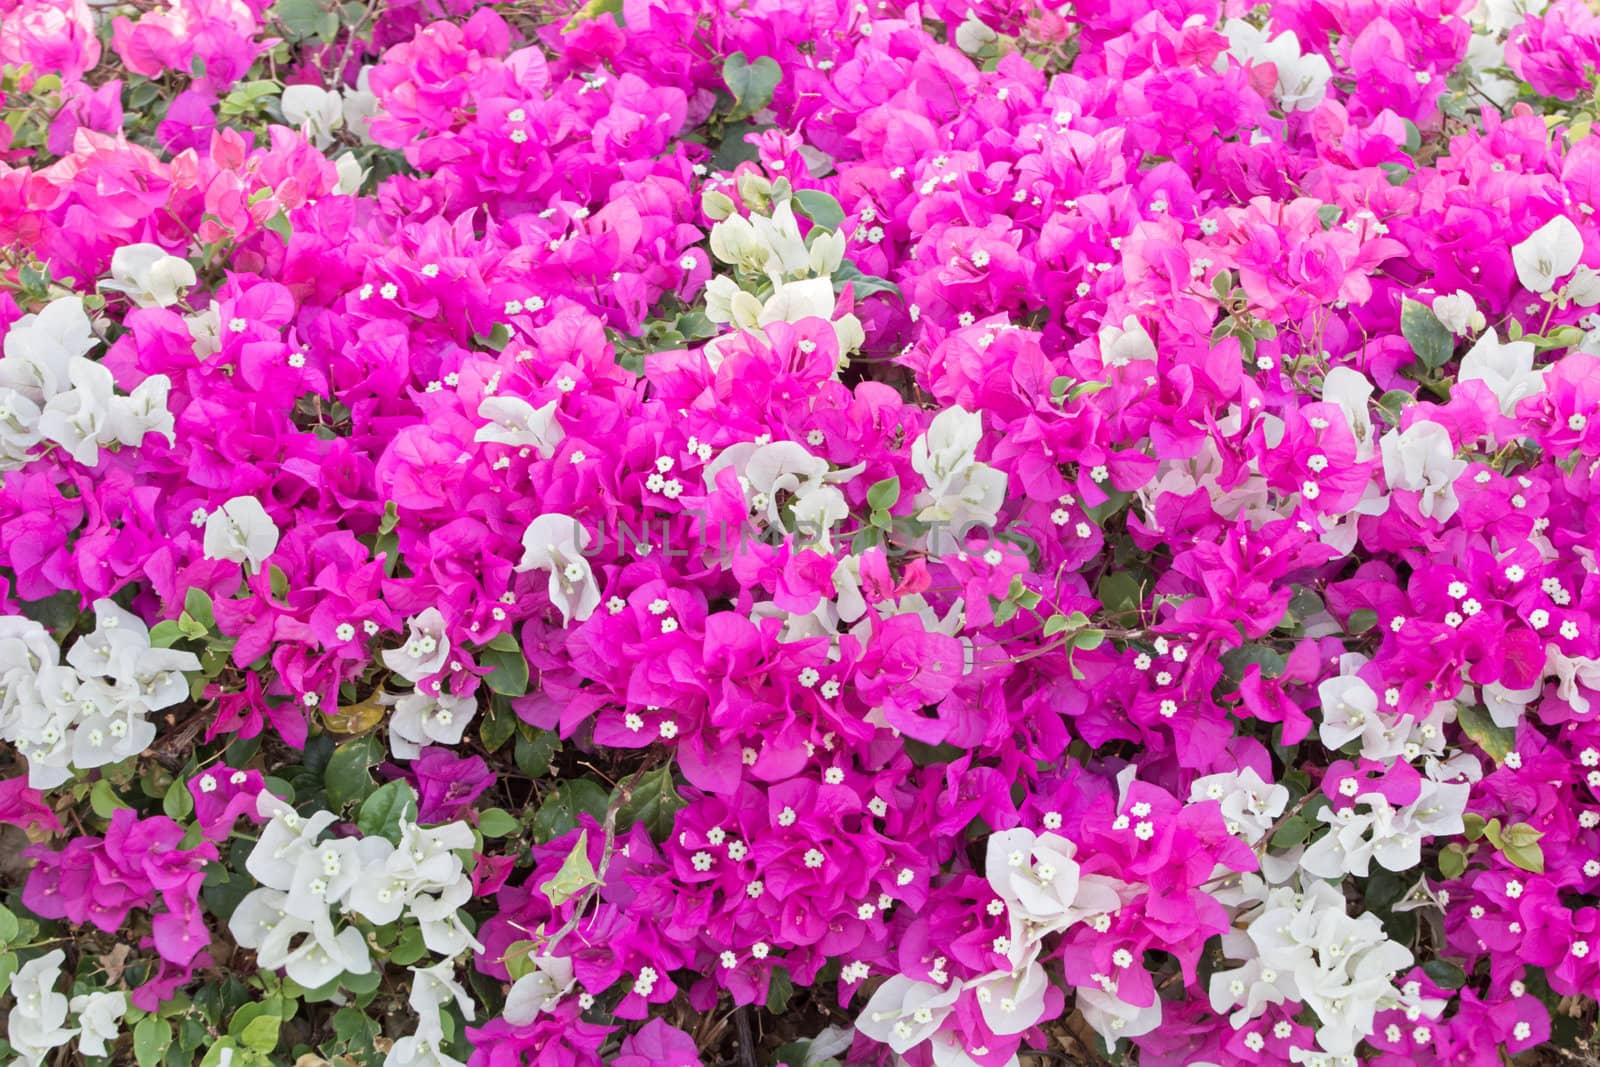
[911,406,1008,551]
[1220,21,1333,111]
[855,975,964,1054]
[70,991,128,1057]
[387,690,477,759]
[502,956,578,1024]
[382,608,452,683]
[1098,314,1157,365]
[100,243,197,308]
[1378,420,1466,521]
[1511,215,1583,294]
[1458,331,1544,416]
[232,792,481,991]
[0,296,175,472]
[985,827,1122,942]
[1300,780,1469,879]
[281,83,345,149]
[203,495,281,571]
[7,950,77,1067]
[0,602,199,789]
[1320,367,1376,461]
[474,396,565,454]
[1431,290,1484,336]
[385,960,475,1067]
[516,514,600,625]
[1189,768,1288,844]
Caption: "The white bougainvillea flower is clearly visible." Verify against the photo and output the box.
[7,949,77,1067]
[281,83,345,149]
[100,243,197,308]
[1378,420,1467,521]
[1098,314,1157,365]
[985,827,1123,938]
[1220,21,1333,111]
[1189,767,1289,844]
[387,690,477,759]
[1511,215,1583,294]
[1320,366,1376,461]
[1458,331,1544,416]
[70,991,128,1057]
[37,356,115,466]
[855,975,964,1054]
[1076,985,1163,1047]
[0,296,96,404]
[203,495,281,571]
[969,959,1052,1036]
[502,956,577,1025]
[381,608,452,683]
[474,396,564,455]
[516,513,600,625]
[1431,290,1484,336]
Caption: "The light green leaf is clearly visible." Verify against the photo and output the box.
[539,829,599,907]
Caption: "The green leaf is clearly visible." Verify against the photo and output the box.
[503,940,539,981]
[1400,296,1455,369]
[1315,204,1342,229]
[263,211,293,243]
[1043,610,1089,638]
[1097,571,1142,618]
[0,904,18,945]
[791,188,845,232]
[515,728,560,778]
[1456,702,1515,764]
[1270,816,1313,849]
[1346,608,1378,634]
[531,780,608,843]
[474,323,511,352]
[866,476,900,512]
[232,1009,281,1054]
[477,807,520,838]
[1422,959,1466,990]
[149,619,185,649]
[268,564,289,600]
[357,779,417,842]
[0,951,14,998]
[378,500,400,536]
[1072,628,1106,652]
[1380,161,1411,186]
[1462,812,1487,841]
[1503,839,1545,874]
[832,259,901,301]
[1219,644,1287,683]
[1437,842,1468,879]
[616,764,687,840]
[135,1017,173,1067]
[539,829,599,906]
[163,777,195,820]
[91,778,132,818]
[722,52,782,120]
[480,638,530,697]
[766,966,794,1013]
[324,735,384,810]
[273,0,328,39]
[389,925,427,967]
[183,588,216,630]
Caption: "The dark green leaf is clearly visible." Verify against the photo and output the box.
[324,735,384,810]
[1422,959,1466,989]
[357,779,417,842]
[1220,644,1287,683]
[1400,297,1454,369]
[866,476,899,512]
[477,807,519,838]
[530,780,608,843]
[722,52,782,120]
[514,729,559,778]
[135,1018,172,1067]
[616,764,687,839]
[480,640,530,697]
[766,966,794,1013]
[1346,608,1378,634]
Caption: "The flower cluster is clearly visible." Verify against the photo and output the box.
[3,0,1600,1064]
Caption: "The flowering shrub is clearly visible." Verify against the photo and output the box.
[2,0,1600,1064]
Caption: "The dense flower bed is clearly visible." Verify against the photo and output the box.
[2,0,1600,1064]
